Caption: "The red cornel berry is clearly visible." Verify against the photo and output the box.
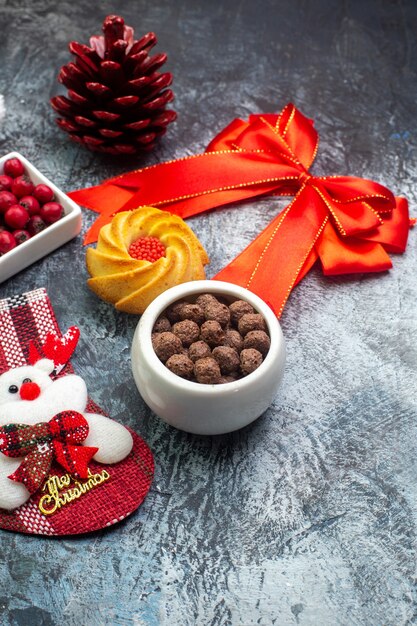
[0,230,17,254]
[40,201,64,224]
[3,158,24,178]
[11,175,34,199]
[128,236,166,262]
[0,191,17,214]
[0,175,13,191]
[33,184,54,204]
[4,205,30,230]
[13,229,31,245]
[20,195,40,215]
[28,215,46,235]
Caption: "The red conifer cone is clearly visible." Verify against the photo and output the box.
[51,15,176,155]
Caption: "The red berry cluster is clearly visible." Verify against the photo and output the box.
[128,236,166,262]
[0,157,65,255]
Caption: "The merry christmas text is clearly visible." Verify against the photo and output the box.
[38,468,110,515]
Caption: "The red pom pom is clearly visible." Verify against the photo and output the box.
[20,382,41,401]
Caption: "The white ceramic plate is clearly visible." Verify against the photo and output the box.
[0,152,82,283]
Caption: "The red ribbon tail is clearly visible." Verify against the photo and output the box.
[68,184,134,214]
[69,184,136,245]
[317,221,393,275]
[53,441,98,479]
[214,186,328,317]
[362,196,410,253]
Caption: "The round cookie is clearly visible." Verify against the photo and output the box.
[86,207,209,314]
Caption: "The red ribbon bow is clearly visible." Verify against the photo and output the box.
[69,103,412,316]
[0,411,98,494]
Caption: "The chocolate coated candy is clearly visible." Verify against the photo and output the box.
[194,357,221,384]
[212,346,240,375]
[153,315,171,333]
[188,340,211,362]
[166,353,194,379]
[243,330,270,357]
[240,348,263,375]
[152,331,183,362]
[200,320,225,347]
[229,299,255,325]
[172,319,200,347]
[238,313,267,336]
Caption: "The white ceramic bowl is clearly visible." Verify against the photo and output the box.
[131,280,286,435]
[0,152,82,283]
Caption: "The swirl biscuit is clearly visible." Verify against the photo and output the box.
[86,207,209,313]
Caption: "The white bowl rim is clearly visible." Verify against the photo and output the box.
[135,279,285,396]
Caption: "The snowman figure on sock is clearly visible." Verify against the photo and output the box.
[0,358,133,510]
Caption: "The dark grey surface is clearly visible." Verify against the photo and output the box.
[0,0,417,624]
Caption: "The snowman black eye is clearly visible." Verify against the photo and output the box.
[8,385,18,394]
[22,378,31,384]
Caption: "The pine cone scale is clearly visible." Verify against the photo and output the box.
[125,53,148,77]
[68,90,89,105]
[137,76,173,102]
[74,115,97,128]
[134,53,167,78]
[82,135,104,146]
[127,76,153,91]
[151,110,177,127]
[150,73,172,90]
[69,41,101,64]
[51,96,73,114]
[57,119,80,133]
[123,119,151,131]
[141,91,174,111]
[113,95,139,108]
[99,129,124,138]
[75,55,100,77]
[85,83,112,98]
[59,67,80,92]
[129,33,157,56]
[99,61,124,88]
[67,62,87,82]
[92,111,121,122]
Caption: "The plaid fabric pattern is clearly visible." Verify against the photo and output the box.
[0,288,154,535]
[0,412,98,494]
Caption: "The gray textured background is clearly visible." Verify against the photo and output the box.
[0,0,417,624]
